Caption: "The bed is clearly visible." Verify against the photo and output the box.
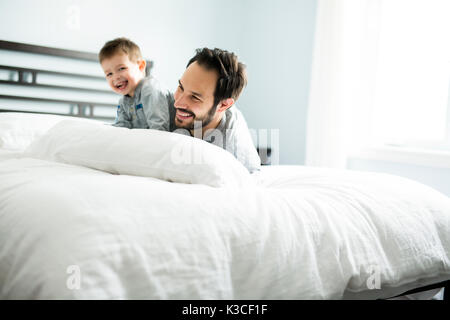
[0,41,449,300]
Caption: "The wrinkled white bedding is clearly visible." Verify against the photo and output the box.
[1,153,449,299]
[0,149,22,161]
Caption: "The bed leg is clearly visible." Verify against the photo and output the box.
[444,280,449,301]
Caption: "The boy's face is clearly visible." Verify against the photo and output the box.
[101,52,145,97]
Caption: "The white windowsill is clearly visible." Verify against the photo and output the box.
[348,146,450,169]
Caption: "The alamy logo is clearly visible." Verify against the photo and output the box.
[170,120,280,166]
[366,265,381,290]
[66,5,81,30]
[66,265,81,290]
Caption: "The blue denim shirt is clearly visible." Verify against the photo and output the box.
[112,76,171,130]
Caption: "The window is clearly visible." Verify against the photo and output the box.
[371,0,450,151]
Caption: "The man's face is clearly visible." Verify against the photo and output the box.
[173,61,219,130]
[101,53,145,97]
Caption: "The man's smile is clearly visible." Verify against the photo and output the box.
[176,108,195,121]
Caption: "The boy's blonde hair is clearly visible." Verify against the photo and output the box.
[99,37,143,63]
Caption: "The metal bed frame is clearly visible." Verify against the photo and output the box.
[0,39,448,300]
[390,281,448,300]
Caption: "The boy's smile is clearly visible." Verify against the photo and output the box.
[114,79,128,93]
[101,53,146,97]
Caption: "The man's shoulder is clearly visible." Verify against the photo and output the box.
[221,106,253,146]
[222,106,249,131]
[222,106,261,173]
[140,76,170,96]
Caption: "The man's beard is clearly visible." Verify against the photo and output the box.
[175,103,217,130]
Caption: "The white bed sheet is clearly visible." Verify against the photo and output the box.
[0,159,449,299]
[0,149,23,161]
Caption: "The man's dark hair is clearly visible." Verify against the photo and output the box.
[187,48,248,107]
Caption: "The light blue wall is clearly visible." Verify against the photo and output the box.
[237,0,317,165]
[0,0,318,165]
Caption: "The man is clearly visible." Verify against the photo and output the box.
[167,47,261,173]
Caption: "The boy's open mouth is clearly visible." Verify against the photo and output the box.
[115,81,128,91]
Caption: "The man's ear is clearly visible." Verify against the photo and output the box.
[138,59,146,73]
[217,98,234,113]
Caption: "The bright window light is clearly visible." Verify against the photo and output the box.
[372,0,450,147]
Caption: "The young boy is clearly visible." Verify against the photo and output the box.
[99,37,170,130]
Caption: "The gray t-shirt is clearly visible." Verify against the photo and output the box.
[112,76,171,130]
[168,96,261,173]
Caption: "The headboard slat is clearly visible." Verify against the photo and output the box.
[0,40,98,61]
[0,80,113,95]
[0,65,105,80]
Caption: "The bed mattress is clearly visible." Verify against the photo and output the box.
[0,155,449,299]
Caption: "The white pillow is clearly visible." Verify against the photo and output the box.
[24,120,254,188]
[0,112,100,151]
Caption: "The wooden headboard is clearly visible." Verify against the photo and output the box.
[0,40,153,122]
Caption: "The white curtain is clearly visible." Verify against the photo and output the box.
[305,0,381,168]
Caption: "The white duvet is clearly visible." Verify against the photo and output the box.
[1,155,449,299]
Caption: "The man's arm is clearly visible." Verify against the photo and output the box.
[233,129,261,173]
[225,107,261,173]
[141,78,171,131]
